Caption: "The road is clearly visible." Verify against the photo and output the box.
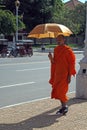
[0,52,83,109]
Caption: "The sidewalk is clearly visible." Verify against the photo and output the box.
[0,93,87,130]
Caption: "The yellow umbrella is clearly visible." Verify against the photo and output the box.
[27,23,73,38]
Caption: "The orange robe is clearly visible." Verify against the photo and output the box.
[49,45,76,102]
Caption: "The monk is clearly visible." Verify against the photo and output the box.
[48,35,76,115]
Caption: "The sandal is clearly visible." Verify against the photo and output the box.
[56,107,64,115]
[56,106,68,115]
[62,106,68,115]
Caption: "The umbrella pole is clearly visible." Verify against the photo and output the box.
[49,47,50,53]
[50,38,52,44]
[49,38,52,53]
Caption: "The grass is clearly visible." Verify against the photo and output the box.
[45,43,79,48]
[33,43,83,50]
[67,43,79,48]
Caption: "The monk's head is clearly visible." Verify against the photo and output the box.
[56,35,65,45]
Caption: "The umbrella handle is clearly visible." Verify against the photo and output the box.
[49,47,51,53]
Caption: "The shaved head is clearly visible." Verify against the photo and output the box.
[56,35,65,39]
[56,35,65,45]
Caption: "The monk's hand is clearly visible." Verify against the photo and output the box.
[48,52,52,60]
[67,75,71,84]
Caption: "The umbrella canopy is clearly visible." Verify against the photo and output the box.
[27,23,73,39]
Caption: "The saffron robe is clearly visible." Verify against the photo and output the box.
[49,45,76,102]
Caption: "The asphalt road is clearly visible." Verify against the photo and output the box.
[0,52,83,109]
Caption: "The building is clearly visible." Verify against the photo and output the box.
[65,0,83,10]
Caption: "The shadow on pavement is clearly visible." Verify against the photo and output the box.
[67,97,87,106]
[0,97,86,130]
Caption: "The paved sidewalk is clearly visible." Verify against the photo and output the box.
[0,93,87,130]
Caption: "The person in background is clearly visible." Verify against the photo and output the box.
[48,35,76,115]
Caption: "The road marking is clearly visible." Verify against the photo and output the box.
[16,67,49,71]
[0,91,75,110]
[0,61,49,67]
[0,82,35,89]
[0,97,50,110]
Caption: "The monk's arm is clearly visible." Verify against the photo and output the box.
[67,49,76,83]
[68,50,76,76]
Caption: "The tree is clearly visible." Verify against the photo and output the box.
[52,3,85,35]
[0,10,25,35]
[0,0,6,9]
[70,4,85,35]
[4,0,63,32]
[0,0,5,4]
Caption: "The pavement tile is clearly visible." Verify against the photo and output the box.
[0,93,87,130]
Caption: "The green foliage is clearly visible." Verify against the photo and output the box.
[0,0,4,4]
[4,0,63,32]
[1,0,86,36]
[0,10,16,34]
[0,9,25,35]
[52,3,85,35]
[70,4,85,35]
[22,0,57,31]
